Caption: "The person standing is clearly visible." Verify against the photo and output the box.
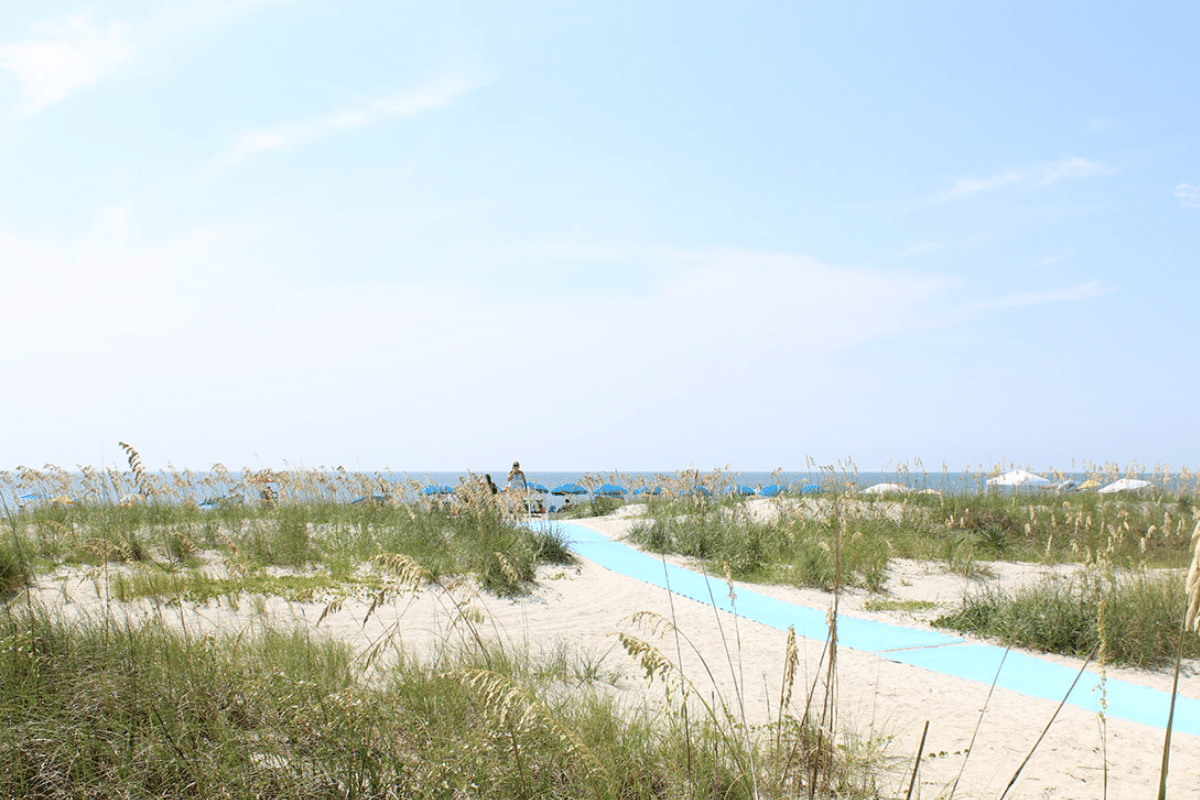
[507,461,529,516]
[507,461,526,490]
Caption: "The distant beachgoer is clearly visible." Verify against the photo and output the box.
[507,461,526,490]
[484,474,498,495]
[508,461,529,516]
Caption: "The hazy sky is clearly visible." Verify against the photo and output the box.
[2,1,1196,473]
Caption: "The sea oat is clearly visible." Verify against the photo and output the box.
[1185,520,1200,633]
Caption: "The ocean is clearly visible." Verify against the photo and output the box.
[5,466,1189,510]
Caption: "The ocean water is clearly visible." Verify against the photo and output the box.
[6,466,1190,510]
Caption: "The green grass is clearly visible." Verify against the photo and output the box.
[862,598,938,613]
[4,498,574,598]
[0,593,878,799]
[933,571,1200,668]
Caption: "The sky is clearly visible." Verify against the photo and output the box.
[1,1,1197,474]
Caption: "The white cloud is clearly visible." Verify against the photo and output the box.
[899,241,947,257]
[0,13,134,118]
[959,280,1117,313]
[0,215,1129,469]
[0,1,273,119]
[1175,183,1200,209]
[209,72,490,171]
[938,156,1105,201]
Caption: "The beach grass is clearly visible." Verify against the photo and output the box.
[932,570,1199,668]
[3,454,1200,796]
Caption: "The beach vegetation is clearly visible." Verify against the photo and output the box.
[933,570,1199,668]
[4,453,1200,796]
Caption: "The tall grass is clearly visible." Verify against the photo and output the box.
[4,452,1200,797]
[933,570,1199,668]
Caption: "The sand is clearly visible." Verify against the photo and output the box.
[24,501,1200,800]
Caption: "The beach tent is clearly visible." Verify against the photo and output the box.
[862,482,907,494]
[759,484,786,497]
[1098,478,1152,494]
[986,469,1050,487]
[594,484,628,497]
[551,483,588,496]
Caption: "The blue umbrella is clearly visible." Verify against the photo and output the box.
[689,486,713,496]
[729,484,756,496]
[594,484,628,497]
[551,483,589,495]
[421,484,456,496]
[759,484,786,497]
[525,482,550,493]
[352,494,388,505]
[800,483,823,494]
[633,485,663,496]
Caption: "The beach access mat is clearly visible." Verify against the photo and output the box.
[536,520,1200,737]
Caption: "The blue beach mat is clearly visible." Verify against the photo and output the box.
[537,520,1200,737]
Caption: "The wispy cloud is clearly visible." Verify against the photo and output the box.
[1175,183,1200,209]
[938,156,1105,202]
[898,241,947,257]
[0,1,272,119]
[961,280,1117,313]
[209,72,490,171]
[0,13,134,118]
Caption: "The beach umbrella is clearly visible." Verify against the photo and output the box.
[420,484,456,496]
[551,483,588,495]
[1076,479,1102,491]
[863,482,908,495]
[729,485,756,496]
[800,484,823,493]
[633,486,664,496]
[1098,478,1151,494]
[759,484,786,497]
[594,484,628,497]
[986,469,1050,487]
[526,482,550,493]
[689,486,714,496]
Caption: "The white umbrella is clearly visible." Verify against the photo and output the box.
[862,482,907,494]
[987,469,1051,487]
[1098,478,1151,494]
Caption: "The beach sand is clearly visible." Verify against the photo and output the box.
[27,501,1200,800]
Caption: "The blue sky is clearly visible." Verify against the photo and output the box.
[1,1,1196,474]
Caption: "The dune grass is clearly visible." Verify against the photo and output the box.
[3,454,1200,797]
[933,570,1199,668]
[0,453,890,800]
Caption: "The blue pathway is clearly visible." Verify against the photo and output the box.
[534,520,1200,737]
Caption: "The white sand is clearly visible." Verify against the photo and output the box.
[24,503,1200,800]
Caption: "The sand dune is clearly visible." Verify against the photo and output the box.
[28,506,1200,800]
